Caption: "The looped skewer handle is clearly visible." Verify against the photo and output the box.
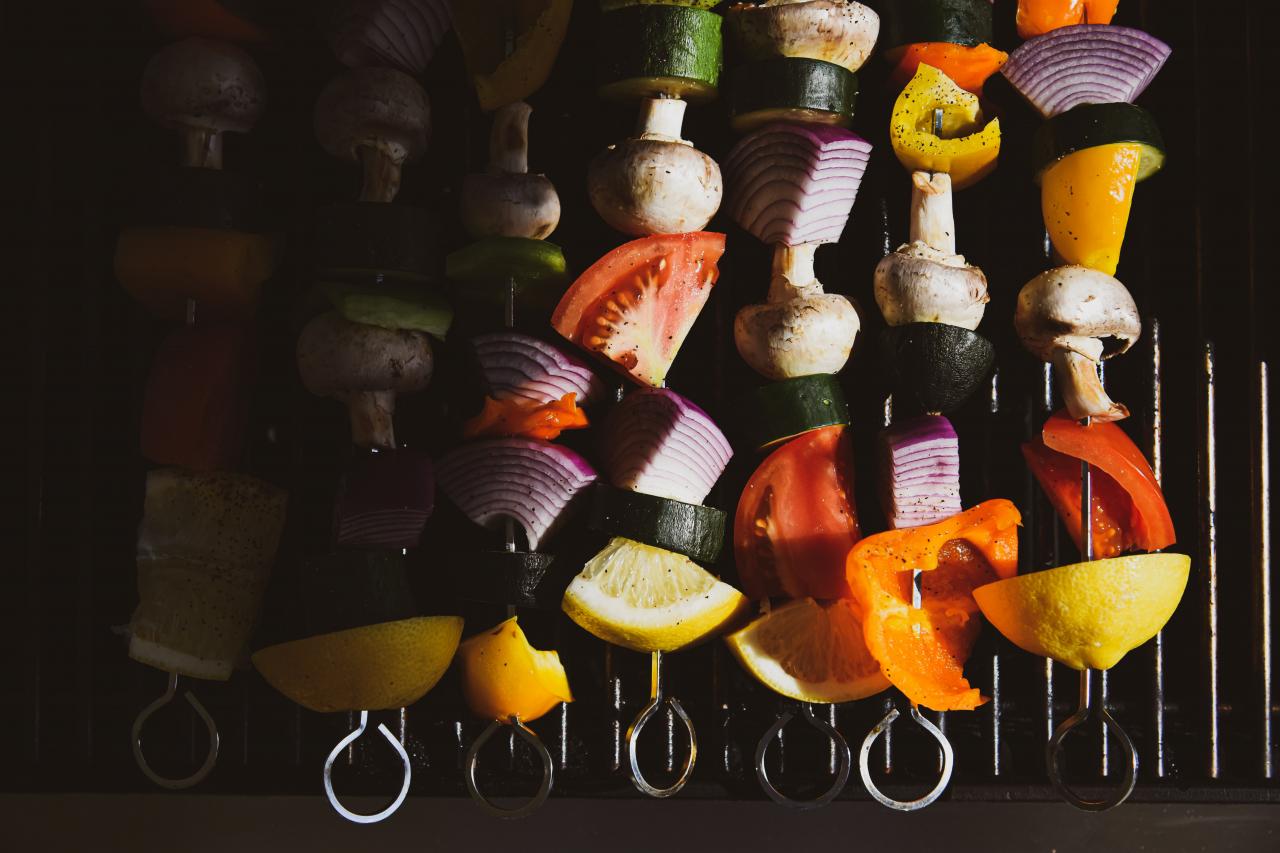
[465,717,555,819]
[131,671,219,789]
[626,651,697,798]
[755,704,851,809]
[858,704,955,811]
[1046,669,1138,811]
[322,710,412,824]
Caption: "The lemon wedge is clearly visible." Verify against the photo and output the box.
[562,537,747,653]
[252,616,463,713]
[458,616,573,723]
[726,598,890,704]
[973,553,1190,671]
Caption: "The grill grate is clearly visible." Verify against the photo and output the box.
[1,0,1276,806]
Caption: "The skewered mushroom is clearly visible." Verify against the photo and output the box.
[874,171,989,330]
[725,0,880,73]
[314,67,430,203]
[461,101,561,239]
[1015,265,1141,422]
[296,311,434,449]
[588,98,722,236]
[140,37,266,169]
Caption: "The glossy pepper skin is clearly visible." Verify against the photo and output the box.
[450,0,573,111]
[1041,142,1141,275]
[846,499,1020,711]
[1016,0,1119,39]
[461,392,589,441]
[890,63,1001,189]
[888,42,1008,94]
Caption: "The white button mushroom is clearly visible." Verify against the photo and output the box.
[296,311,434,449]
[314,67,430,203]
[1015,265,1142,423]
[725,0,881,74]
[735,243,860,379]
[460,101,561,240]
[874,171,989,330]
[587,97,723,237]
[140,37,266,170]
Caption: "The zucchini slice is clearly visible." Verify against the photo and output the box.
[319,280,453,338]
[735,373,850,451]
[875,0,993,51]
[1031,102,1166,184]
[133,167,264,232]
[449,550,557,608]
[596,5,723,102]
[878,323,995,415]
[587,483,727,563]
[312,202,440,282]
[728,58,857,133]
[446,236,569,306]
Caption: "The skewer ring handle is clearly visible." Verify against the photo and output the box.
[1046,700,1138,812]
[131,671,220,790]
[626,694,697,798]
[322,710,413,824]
[858,705,955,811]
[755,704,851,810]
[465,717,555,819]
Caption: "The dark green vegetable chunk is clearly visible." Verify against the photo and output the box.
[878,323,995,414]
[1031,102,1166,184]
[728,58,857,133]
[587,483,727,563]
[596,4,723,102]
[874,0,993,51]
[449,551,557,609]
[734,373,851,452]
[312,202,440,282]
[446,237,569,307]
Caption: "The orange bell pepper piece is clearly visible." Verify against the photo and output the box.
[846,500,1021,711]
[1016,0,1119,40]
[144,0,268,42]
[889,43,1009,94]
[461,392,588,441]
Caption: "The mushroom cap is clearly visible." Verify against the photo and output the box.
[460,172,561,240]
[140,37,266,133]
[313,67,430,164]
[587,138,722,237]
[874,245,989,330]
[726,1,880,74]
[735,292,860,380]
[1014,265,1141,363]
[296,311,433,396]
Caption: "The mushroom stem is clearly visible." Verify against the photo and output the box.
[910,170,955,254]
[489,101,531,174]
[357,142,406,203]
[768,243,821,301]
[182,127,223,169]
[635,97,690,144]
[1053,349,1130,423]
[344,389,398,449]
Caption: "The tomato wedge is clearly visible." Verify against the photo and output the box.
[461,393,588,441]
[1016,0,1119,40]
[144,0,268,41]
[846,500,1021,711]
[552,233,723,387]
[1026,411,1175,556]
[734,425,861,601]
[888,43,1009,94]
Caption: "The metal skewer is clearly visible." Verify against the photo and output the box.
[322,710,412,823]
[754,702,851,809]
[131,671,219,789]
[626,650,696,797]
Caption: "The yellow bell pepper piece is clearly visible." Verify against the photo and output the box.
[451,0,573,111]
[890,63,1001,190]
[1041,142,1141,276]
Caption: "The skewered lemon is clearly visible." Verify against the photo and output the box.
[458,616,572,722]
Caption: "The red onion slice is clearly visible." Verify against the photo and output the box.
[723,123,872,246]
[879,415,963,530]
[334,449,434,549]
[330,0,452,76]
[1001,25,1171,118]
[600,388,733,506]
[472,332,606,407]
[436,439,597,550]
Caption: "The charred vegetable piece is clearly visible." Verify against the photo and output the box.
[890,64,999,189]
[587,483,727,564]
[733,373,850,452]
[320,280,453,338]
[589,98,723,236]
[596,4,723,101]
[876,0,993,50]
[329,0,453,75]
[312,202,440,282]
[734,424,861,600]
[1016,0,1119,39]
[449,551,558,608]
[728,58,857,133]
[451,0,573,110]
[446,237,568,305]
[886,42,1007,94]
[1015,265,1140,422]
[130,469,287,681]
[846,499,1020,711]
[1031,102,1165,183]
[552,232,724,387]
[877,323,995,414]
[725,1,880,74]
[461,102,560,241]
[471,332,605,407]
[334,448,435,550]
[296,311,435,449]
[879,415,962,530]
[1001,24,1171,119]
[461,393,588,441]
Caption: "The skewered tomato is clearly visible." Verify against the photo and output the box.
[552,232,723,387]
[734,425,861,601]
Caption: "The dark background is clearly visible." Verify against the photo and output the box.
[0,0,1275,849]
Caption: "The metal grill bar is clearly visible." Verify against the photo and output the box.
[1150,320,1166,778]
[1259,361,1273,779]
[1203,342,1220,779]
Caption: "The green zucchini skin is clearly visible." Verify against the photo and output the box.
[734,374,851,452]
[728,58,857,133]
[878,323,995,415]
[449,551,557,609]
[132,167,264,232]
[319,280,452,338]
[312,202,440,282]
[445,237,569,307]
[587,483,727,563]
[596,5,723,102]
[1031,103,1167,183]
[874,0,993,50]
